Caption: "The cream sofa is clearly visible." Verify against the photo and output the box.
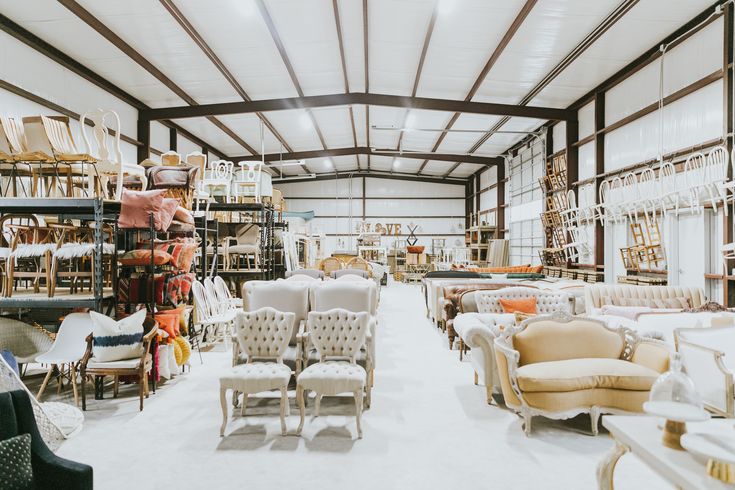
[494,313,670,436]
[584,284,706,314]
[453,287,572,402]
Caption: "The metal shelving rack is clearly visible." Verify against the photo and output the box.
[0,197,120,313]
[204,202,283,281]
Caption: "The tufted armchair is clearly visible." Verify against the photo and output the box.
[307,281,377,406]
[453,287,572,403]
[296,309,370,439]
[241,281,309,375]
[494,313,670,436]
[220,307,295,436]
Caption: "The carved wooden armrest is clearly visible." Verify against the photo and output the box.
[494,336,525,404]
[80,333,94,370]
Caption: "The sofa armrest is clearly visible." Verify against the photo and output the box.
[630,339,670,373]
[677,339,733,416]
[493,336,523,409]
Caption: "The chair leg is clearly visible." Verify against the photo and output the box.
[474,372,478,385]
[296,385,305,435]
[240,393,248,417]
[354,390,363,439]
[37,365,54,401]
[138,373,145,411]
[219,386,228,437]
[279,386,288,436]
[70,363,79,407]
[113,375,119,398]
[314,394,322,417]
[81,370,87,411]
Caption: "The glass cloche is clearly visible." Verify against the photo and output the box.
[643,353,710,422]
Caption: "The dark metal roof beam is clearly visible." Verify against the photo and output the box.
[141,92,571,121]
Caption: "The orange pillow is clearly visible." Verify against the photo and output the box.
[499,297,537,314]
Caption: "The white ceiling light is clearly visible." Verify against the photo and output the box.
[393,158,401,169]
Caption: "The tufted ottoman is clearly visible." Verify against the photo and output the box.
[219,363,291,436]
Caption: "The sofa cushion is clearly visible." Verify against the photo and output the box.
[516,358,660,393]
[500,297,537,314]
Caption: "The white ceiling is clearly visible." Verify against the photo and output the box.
[0,0,718,179]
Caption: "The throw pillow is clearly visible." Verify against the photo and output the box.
[159,198,179,232]
[119,189,166,230]
[174,335,191,366]
[499,297,537,314]
[174,206,194,225]
[119,249,173,266]
[90,309,147,362]
[0,433,33,490]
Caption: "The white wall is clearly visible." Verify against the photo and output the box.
[275,177,465,256]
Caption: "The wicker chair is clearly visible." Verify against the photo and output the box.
[0,317,54,371]
[346,256,371,276]
[318,257,343,276]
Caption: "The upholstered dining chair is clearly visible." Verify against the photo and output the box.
[296,309,370,439]
[220,307,295,436]
[226,223,260,270]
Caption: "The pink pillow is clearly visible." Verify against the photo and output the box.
[119,189,166,229]
[174,206,194,225]
[159,198,179,232]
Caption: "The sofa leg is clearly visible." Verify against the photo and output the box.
[459,339,465,360]
[448,332,454,350]
[474,372,478,385]
[590,407,601,436]
[522,409,532,436]
[486,385,493,405]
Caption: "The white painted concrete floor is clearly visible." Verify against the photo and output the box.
[39,281,672,489]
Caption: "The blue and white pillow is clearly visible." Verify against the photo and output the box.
[90,309,147,362]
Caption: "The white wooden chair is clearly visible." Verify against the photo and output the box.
[684,152,707,214]
[233,161,262,203]
[200,160,234,202]
[80,109,147,199]
[161,151,181,166]
[658,161,680,217]
[192,280,237,345]
[708,145,731,215]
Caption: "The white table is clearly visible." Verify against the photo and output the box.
[598,415,733,489]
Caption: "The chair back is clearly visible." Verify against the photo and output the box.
[161,151,181,166]
[334,271,370,281]
[346,256,370,273]
[192,280,213,322]
[307,309,369,362]
[236,223,260,245]
[312,280,377,316]
[244,281,309,343]
[203,278,224,315]
[213,276,234,306]
[707,145,729,183]
[285,269,323,279]
[0,118,15,156]
[235,307,295,362]
[40,116,78,155]
[510,314,626,367]
[45,313,94,361]
[285,274,320,282]
[318,256,343,275]
[237,161,262,183]
[186,152,207,183]
[21,117,54,155]
[0,214,38,248]
[206,160,234,181]
[475,287,570,315]
[80,109,122,164]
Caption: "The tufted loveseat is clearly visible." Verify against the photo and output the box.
[584,284,706,314]
[453,287,572,403]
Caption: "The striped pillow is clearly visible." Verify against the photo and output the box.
[90,309,147,362]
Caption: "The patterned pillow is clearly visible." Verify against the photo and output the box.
[119,249,173,266]
[0,433,33,490]
[90,309,147,362]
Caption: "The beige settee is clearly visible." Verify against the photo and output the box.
[494,313,670,436]
[584,284,706,314]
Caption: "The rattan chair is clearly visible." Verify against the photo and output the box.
[318,256,343,276]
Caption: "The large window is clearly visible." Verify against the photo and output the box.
[508,140,544,265]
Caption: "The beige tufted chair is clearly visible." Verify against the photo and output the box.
[219,307,295,437]
[296,309,369,439]
[309,280,378,406]
[475,287,573,314]
[241,281,309,375]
